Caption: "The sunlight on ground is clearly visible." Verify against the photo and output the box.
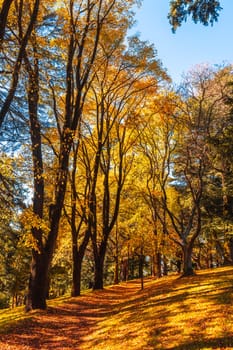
[0,306,27,332]
[0,267,233,350]
[79,267,233,350]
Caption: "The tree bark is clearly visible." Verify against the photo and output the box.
[163,255,168,276]
[114,254,119,284]
[156,252,162,278]
[26,251,50,310]
[229,237,233,264]
[23,44,48,311]
[182,243,194,276]
[0,0,40,128]
[0,0,14,42]
[72,244,82,297]
[71,229,90,296]
[114,223,119,284]
[25,0,113,310]
[139,249,144,290]
[93,255,105,290]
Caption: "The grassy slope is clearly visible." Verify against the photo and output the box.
[79,267,233,350]
[0,266,233,350]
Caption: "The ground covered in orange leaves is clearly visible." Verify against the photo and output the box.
[0,266,233,350]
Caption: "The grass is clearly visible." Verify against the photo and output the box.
[0,305,29,333]
[0,266,233,349]
[79,267,233,350]
[0,293,73,334]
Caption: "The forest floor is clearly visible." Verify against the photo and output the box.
[0,266,233,350]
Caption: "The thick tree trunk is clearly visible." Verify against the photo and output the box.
[208,251,214,268]
[0,0,40,128]
[0,0,14,42]
[182,244,194,276]
[93,256,104,290]
[26,136,72,310]
[25,0,108,310]
[24,48,48,311]
[26,251,50,310]
[72,246,82,297]
[92,231,108,290]
[121,258,128,281]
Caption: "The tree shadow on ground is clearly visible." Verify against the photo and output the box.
[0,267,233,350]
[169,336,233,350]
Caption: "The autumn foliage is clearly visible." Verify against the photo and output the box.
[0,0,233,322]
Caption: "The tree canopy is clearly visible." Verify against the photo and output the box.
[168,0,222,31]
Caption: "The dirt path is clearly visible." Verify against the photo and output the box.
[0,280,144,350]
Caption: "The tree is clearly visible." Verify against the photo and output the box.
[201,66,233,265]
[0,0,14,42]
[63,137,92,297]
[58,0,143,296]
[24,0,136,310]
[166,65,233,275]
[85,34,167,290]
[136,92,178,277]
[168,0,222,32]
[0,0,41,128]
[0,152,29,308]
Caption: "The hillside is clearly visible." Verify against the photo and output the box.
[0,266,233,350]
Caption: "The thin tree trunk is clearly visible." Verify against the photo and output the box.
[229,237,233,263]
[156,252,162,278]
[114,223,119,284]
[139,247,144,290]
[114,255,119,284]
[71,229,90,296]
[163,255,168,276]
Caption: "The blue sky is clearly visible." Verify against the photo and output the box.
[132,0,233,83]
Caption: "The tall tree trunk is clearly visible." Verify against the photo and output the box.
[139,247,144,290]
[0,0,40,128]
[25,0,111,310]
[72,244,82,297]
[71,229,90,296]
[229,237,233,264]
[114,254,119,284]
[156,252,162,278]
[92,232,108,290]
[208,251,214,268]
[0,0,14,42]
[182,243,194,276]
[26,251,50,310]
[163,255,168,276]
[23,44,49,311]
[26,128,73,310]
[114,223,119,284]
[121,258,128,281]
[93,255,105,290]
